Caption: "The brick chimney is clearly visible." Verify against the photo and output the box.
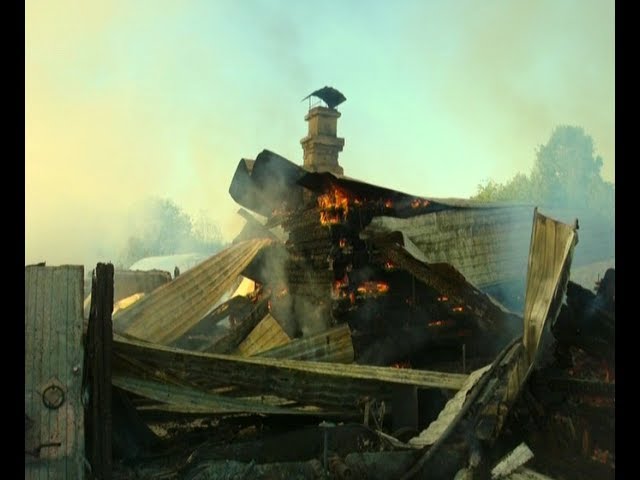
[300,106,344,176]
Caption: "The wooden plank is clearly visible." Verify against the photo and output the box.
[207,298,270,354]
[113,375,328,416]
[491,443,534,478]
[113,238,272,344]
[69,267,86,479]
[235,314,291,356]
[471,212,578,442]
[86,263,114,479]
[113,337,468,411]
[256,323,354,363]
[25,265,85,480]
[24,260,38,475]
[523,209,578,364]
[52,268,68,478]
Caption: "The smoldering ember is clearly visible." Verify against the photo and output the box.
[26,88,614,480]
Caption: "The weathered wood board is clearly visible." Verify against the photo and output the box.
[25,265,85,479]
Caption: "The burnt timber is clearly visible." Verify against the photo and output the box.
[25,106,613,478]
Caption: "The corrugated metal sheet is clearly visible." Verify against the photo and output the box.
[25,266,85,479]
[235,314,291,356]
[256,323,354,363]
[113,238,272,344]
[523,210,578,364]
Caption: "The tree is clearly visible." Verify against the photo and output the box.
[119,197,225,268]
[474,125,614,218]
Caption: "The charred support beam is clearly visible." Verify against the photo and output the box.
[113,337,468,411]
[85,263,114,480]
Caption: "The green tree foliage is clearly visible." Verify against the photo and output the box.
[119,197,225,268]
[473,126,615,217]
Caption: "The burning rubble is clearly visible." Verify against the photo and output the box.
[85,148,610,478]
[26,92,614,479]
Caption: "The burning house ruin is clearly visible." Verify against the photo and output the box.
[25,88,614,479]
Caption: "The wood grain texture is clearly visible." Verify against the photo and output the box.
[25,266,85,479]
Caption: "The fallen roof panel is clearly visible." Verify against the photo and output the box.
[112,238,272,344]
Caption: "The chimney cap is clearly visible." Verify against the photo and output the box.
[301,86,346,110]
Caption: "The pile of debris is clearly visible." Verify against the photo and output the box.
[499,269,615,479]
[74,150,613,479]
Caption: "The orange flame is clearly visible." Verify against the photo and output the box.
[591,447,611,465]
[391,360,412,369]
[384,199,393,208]
[411,198,431,209]
[437,296,449,302]
[318,188,350,225]
[320,211,341,225]
[452,306,464,312]
[332,275,349,298]
[339,238,348,248]
[357,281,390,296]
[384,260,395,270]
[428,320,446,327]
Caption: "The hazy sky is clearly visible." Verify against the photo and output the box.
[26,0,614,269]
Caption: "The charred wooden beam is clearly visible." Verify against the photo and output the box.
[85,263,114,480]
[113,336,468,411]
